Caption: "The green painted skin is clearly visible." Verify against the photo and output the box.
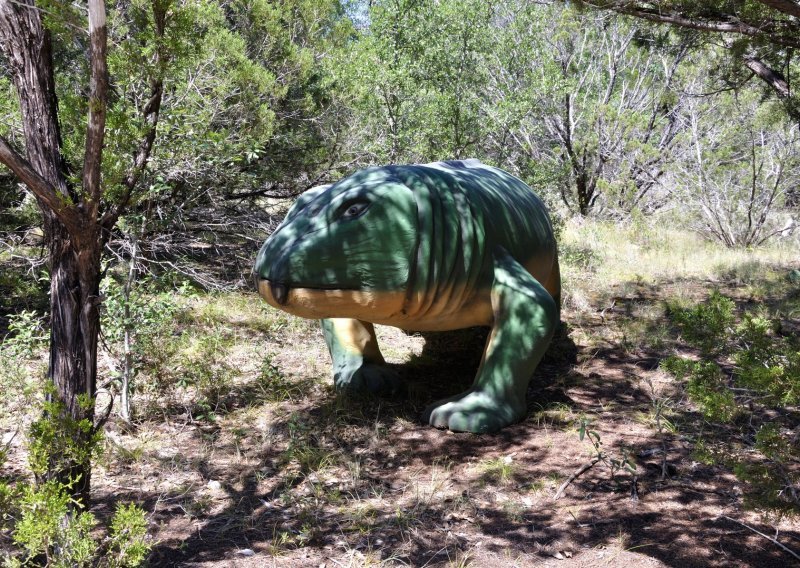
[254,160,560,433]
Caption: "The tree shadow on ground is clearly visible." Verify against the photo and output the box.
[103,269,800,567]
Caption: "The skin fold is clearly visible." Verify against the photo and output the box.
[254,159,560,433]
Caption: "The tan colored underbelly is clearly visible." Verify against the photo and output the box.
[258,280,493,330]
[257,250,558,331]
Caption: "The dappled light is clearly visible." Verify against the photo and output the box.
[2,0,800,566]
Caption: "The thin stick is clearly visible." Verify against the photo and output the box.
[719,515,800,562]
[554,457,602,500]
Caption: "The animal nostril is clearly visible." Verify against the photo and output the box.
[270,282,289,305]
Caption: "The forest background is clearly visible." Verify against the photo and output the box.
[0,1,799,566]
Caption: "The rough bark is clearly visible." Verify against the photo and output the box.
[744,56,791,98]
[0,0,106,505]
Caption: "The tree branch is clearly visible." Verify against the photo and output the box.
[100,3,166,233]
[717,516,800,562]
[581,1,800,49]
[0,136,80,230]
[756,0,800,19]
[744,56,791,97]
[81,0,108,217]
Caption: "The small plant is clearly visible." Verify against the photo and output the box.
[100,276,187,420]
[257,354,303,402]
[278,414,337,478]
[11,480,97,567]
[663,291,800,516]
[577,418,637,488]
[1,398,152,567]
[561,243,598,271]
[476,456,517,485]
[0,310,47,461]
[661,357,738,422]
[106,503,152,568]
[3,310,47,357]
[667,290,735,354]
[554,418,638,499]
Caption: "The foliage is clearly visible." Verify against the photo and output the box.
[27,394,104,481]
[661,357,738,422]
[106,503,152,568]
[257,353,305,403]
[0,397,152,567]
[6,479,152,567]
[121,0,356,204]
[735,312,800,406]
[577,1,800,125]
[0,310,47,457]
[486,2,692,216]
[662,291,800,516]
[667,290,735,355]
[338,0,493,164]
[10,480,97,567]
[100,275,186,418]
[2,309,47,358]
[675,85,800,247]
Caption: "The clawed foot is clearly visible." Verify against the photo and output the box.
[422,390,526,433]
[334,363,402,395]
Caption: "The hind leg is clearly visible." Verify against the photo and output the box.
[321,318,400,394]
[423,247,558,433]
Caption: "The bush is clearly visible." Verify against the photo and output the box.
[11,480,97,568]
[666,290,735,355]
[1,400,153,567]
[100,276,187,417]
[662,291,800,517]
[662,357,738,423]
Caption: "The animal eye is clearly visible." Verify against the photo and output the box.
[341,202,369,219]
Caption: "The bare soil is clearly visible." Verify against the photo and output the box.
[91,276,800,567]
[3,272,799,567]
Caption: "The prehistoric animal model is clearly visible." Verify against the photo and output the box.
[254,160,560,433]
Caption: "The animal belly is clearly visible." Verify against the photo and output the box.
[389,294,494,331]
[258,280,406,321]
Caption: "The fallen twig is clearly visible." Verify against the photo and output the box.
[554,456,602,500]
[718,515,800,562]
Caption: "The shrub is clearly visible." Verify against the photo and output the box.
[661,357,738,422]
[1,394,153,566]
[100,276,187,417]
[662,291,800,517]
[666,290,735,355]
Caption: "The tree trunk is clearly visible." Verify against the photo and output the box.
[46,224,102,503]
[0,0,102,506]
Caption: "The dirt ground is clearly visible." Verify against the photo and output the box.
[64,275,797,568]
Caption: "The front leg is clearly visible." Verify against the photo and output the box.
[423,247,559,433]
[320,318,400,394]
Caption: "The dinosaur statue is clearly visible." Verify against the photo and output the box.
[254,160,560,433]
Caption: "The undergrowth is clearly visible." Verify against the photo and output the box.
[662,283,800,517]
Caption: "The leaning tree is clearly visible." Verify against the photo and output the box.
[0,0,166,505]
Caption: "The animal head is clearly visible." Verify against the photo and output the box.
[254,168,418,319]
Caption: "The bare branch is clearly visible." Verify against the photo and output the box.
[554,457,602,499]
[717,516,800,562]
[82,0,108,216]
